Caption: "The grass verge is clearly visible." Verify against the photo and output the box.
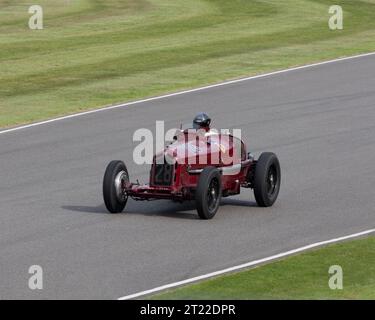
[151,236,375,299]
[2,0,375,127]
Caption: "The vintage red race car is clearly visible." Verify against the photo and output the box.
[103,126,281,219]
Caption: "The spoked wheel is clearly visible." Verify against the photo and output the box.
[207,178,220,212]
[196,167,222,219]
[103,160,129,213]
[266,165,278,197]
[253,152,281,207]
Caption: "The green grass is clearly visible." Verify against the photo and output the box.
[2,0,375,127]
[151,236,375,299]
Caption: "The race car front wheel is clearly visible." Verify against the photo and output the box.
[103,160,129,213]
[196,167,222,219]
[253,152,281,207]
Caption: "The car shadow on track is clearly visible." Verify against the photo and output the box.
[61,201,198,220]
[221,198,258,207]
[126,200,199,219]
[62,204,108,214]
[61,198,257,219]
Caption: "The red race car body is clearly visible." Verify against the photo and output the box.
[103,127,281,219]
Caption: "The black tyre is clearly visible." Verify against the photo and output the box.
[196,167,222,219]
[103,160,129,213]
[253,152,281,207]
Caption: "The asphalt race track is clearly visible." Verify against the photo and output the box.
[0,55,374,299]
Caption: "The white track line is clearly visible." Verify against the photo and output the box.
[118,229,375,300]
[1,51,375,136]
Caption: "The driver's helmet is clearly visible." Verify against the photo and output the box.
[193,113,211,130]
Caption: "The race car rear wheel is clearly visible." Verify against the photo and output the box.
[196,167,222,219]
[253,152,280,207]
[103,160,129,213]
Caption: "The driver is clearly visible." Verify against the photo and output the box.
[193,113,211,132]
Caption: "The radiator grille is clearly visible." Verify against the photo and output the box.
[153,163,174,186]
